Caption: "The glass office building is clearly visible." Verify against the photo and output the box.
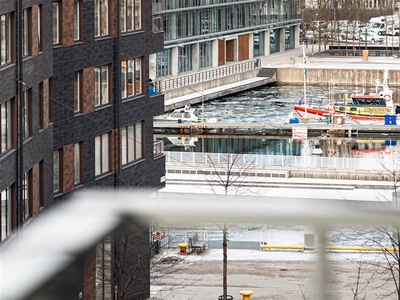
[151,0,302,79]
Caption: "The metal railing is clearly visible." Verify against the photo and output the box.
[153,140,164,159]
[164,151,396,172]
[2,191,400,300]
[160,59,261,91]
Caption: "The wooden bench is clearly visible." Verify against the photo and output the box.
[188,234,207,254]
[260,244,304,252]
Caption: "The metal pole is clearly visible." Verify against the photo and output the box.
[115,0,121,189]
[16,0,24,233]
[303,44,307,119]
[201,88,204,123]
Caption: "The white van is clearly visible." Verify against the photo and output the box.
[369,21,386,35]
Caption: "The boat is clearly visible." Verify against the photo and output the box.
[154,105,201,123]
[293,45,336,123]
[293,96,336,121]
[293,71,396,124]
[332,75,394,124]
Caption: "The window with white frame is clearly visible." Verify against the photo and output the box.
[94,65,110,106]
[23,171,31,221]
[1,186,12,242]
[121,121,143,165]
[53,149,61,193]
[95,133,110,176]
[95,236,112,299]
[121,58,142,98]
[120,0,142,32]
[1,99,13,155]
[0,13,12,66]
[52,2,60,44]
[23,8,31,56]
[37,5,42,51]
[74,142,83,185]
[74,71,82,112]
[74,0,81,41]
[23,90,31,139]
[94,0,109,37]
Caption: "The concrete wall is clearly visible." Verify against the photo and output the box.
[277,68,400,87]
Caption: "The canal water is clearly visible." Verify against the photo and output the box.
[156,84,400,158]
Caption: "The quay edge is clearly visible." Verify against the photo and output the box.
[276,68,400,87]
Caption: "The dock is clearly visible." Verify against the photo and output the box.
[153,120,400,137]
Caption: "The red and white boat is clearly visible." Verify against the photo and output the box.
[293,71,396,124]
[293,97,334,120]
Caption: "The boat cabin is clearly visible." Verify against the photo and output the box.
[351,97,384,106]
[167,105,200,122]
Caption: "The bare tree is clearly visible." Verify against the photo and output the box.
[197,152,257,300]
[95,224,152,300]
[332,149,400,299]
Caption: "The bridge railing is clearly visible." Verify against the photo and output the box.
[165,151,390,172]
[160,59,261,92]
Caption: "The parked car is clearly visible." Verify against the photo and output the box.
[387,26,399,36]
[340,30,358,40]
[304,31,315,43]
[359,31,384,43]
[285,29,290,40]
[270,31,275,43]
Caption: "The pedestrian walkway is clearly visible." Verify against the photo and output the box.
[164,76,273,111]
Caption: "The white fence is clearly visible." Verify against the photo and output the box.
[165,151,395,172]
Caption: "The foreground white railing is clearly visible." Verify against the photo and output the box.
[165,151,396,172]
[1,191,400,299]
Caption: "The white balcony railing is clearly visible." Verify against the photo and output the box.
[2,191,400,300]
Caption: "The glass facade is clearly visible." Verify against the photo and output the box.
[155,0,301,42]
[153,0,300,79]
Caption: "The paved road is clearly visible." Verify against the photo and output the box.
[150,248,395,300]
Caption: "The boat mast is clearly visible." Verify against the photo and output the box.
[303,43,307,118]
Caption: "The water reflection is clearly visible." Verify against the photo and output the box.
[157,135,399,158]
